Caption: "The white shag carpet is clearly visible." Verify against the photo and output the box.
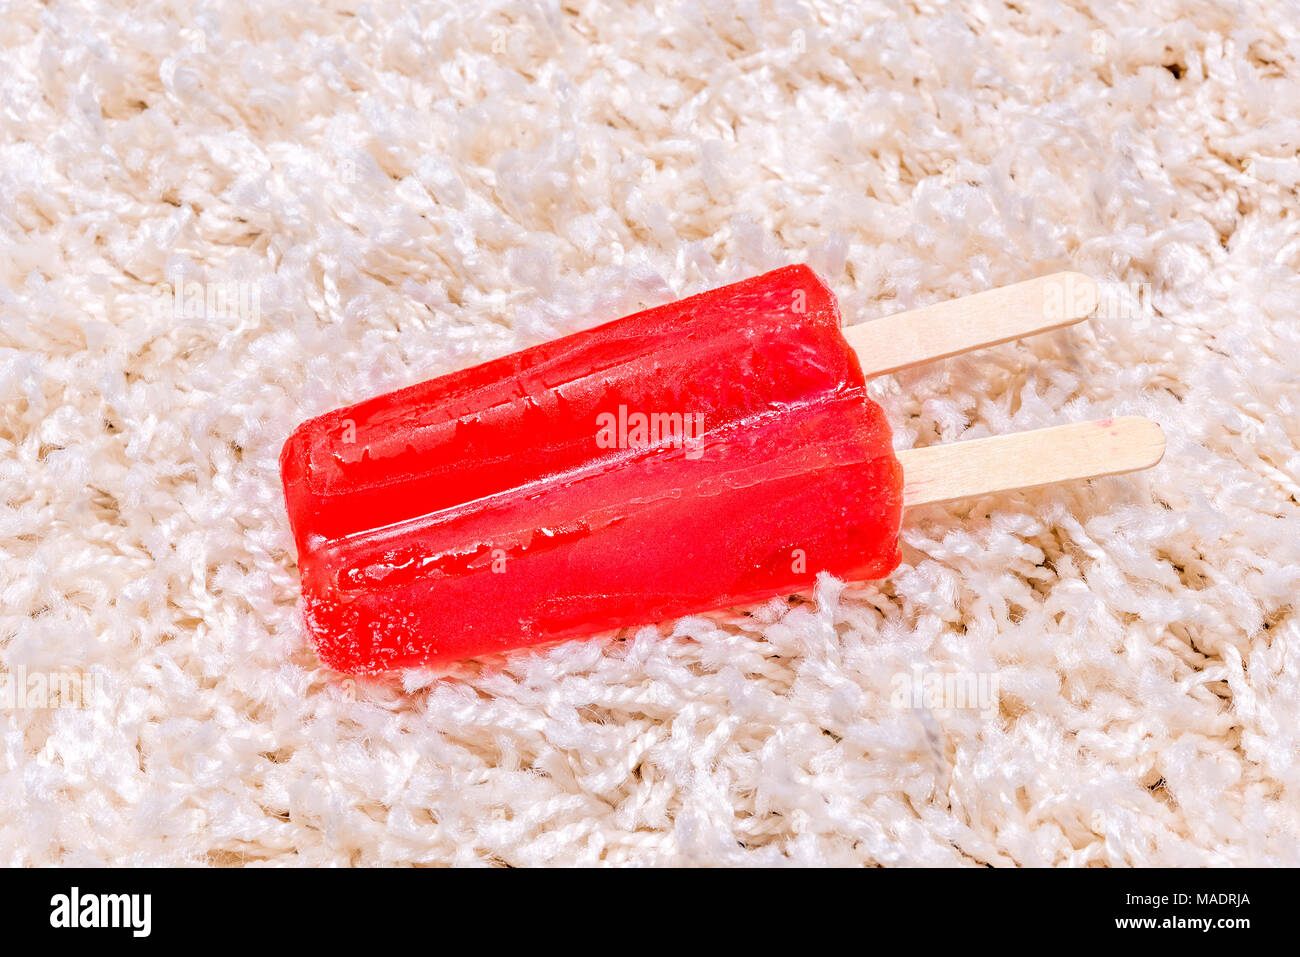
[2,0,1298,867]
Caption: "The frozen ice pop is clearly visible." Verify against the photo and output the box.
[281,266,902,672]
[281,265,1163,675]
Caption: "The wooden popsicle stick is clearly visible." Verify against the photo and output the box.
[897,416,1165,507]
[846,272,1099,378]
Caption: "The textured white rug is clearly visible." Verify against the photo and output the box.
[2,0,1298,866]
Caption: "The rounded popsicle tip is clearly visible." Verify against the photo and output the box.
[1038,271,1100,324]
[1110,415,1166,470]
[1061,414,1166,476]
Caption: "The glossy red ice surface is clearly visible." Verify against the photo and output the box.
[280,265,903,673]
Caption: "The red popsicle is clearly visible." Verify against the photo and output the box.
[280,266,903,672]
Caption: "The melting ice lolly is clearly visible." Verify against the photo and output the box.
[280,266,1161,673]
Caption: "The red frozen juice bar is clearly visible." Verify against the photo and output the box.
[280,265,903,673]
